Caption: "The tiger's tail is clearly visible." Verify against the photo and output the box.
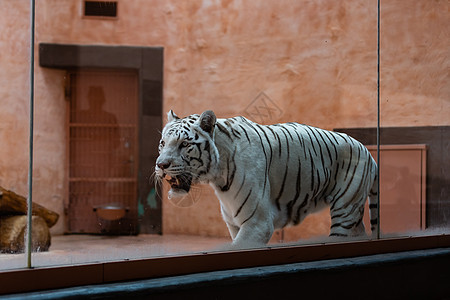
[368,171,379,239]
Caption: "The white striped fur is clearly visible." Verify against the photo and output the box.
[156,110,378,247]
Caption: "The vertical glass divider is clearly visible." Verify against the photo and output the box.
[376,0,381,239]
[26,0,36,268]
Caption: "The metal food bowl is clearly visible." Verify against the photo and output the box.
[93,204,129,221]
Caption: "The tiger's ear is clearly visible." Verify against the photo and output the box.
[167,110,180,122]
[199,110,216,136]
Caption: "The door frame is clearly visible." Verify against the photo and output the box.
[40,44,163,234]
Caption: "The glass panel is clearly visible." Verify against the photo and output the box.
[0,0,31,270]
[4,0,378,270]
[159,1,378,247]
[379,0,449,237]
[2,0,447,273]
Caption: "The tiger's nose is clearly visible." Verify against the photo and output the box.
[157,162,171,170]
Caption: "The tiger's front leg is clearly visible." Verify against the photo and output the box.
[231,201,274,248]
[214,167,275,248]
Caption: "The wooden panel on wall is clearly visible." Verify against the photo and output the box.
[364,145,426,234]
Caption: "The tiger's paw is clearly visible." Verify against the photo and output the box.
[214,240,266,252]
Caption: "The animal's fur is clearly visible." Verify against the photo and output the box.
[155,110,378,247]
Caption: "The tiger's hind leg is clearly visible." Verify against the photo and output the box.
[329,195,368,238]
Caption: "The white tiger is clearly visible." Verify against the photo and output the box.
[155,110,378,247]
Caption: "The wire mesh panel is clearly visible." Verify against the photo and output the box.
[67,70,138,234]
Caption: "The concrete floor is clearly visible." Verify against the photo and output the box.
[0,234,230,271]
[2,229,445,272]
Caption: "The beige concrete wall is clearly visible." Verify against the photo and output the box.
[1,0,448,238]
[0,1,31,197]
[380,1,449,127]
[1,1,67,234]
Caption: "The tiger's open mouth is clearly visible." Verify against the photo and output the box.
[164,174,192,194]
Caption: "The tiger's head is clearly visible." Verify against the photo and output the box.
[155,110,220,199]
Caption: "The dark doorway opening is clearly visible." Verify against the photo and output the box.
[67,70,139,234]
[40,44,163,234]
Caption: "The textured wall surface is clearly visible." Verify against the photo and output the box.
[0,0,448,238]
[0,2,31,196]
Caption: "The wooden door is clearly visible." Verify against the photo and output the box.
[67,70,139,234]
